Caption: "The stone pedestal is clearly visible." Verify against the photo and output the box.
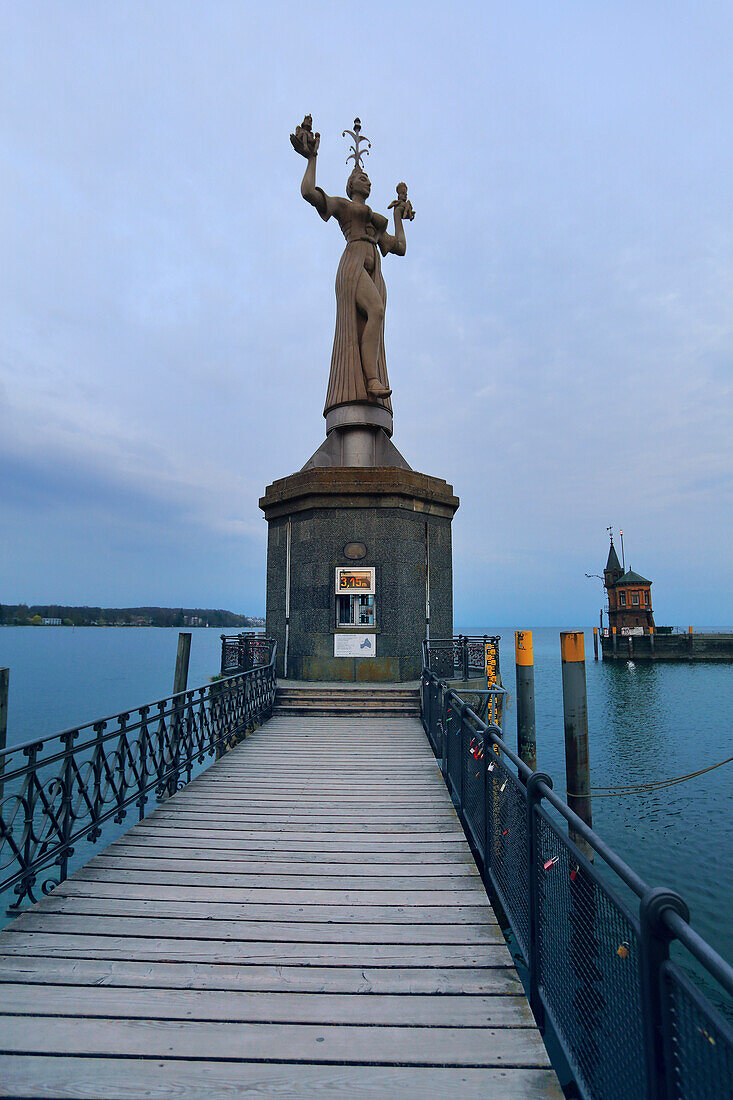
[260,467,459,682]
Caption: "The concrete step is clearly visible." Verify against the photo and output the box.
[274,705,421,718]
[276,693,419,705]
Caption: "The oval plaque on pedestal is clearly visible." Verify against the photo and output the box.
[343,542,367,560]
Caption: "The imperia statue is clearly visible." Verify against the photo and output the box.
[291,117,414,417]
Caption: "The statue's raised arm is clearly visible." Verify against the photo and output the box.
[290,115,331,221]
[290,116,414,414]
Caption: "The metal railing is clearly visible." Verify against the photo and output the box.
[0,646,276,912]
[421,663,733,1100]
[221,633,276,675]
[423,634,501,681]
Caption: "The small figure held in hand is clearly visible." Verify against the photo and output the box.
[290,115,320,158]
[388,182,415,221]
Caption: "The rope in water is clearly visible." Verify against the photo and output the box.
[567,755,733,797]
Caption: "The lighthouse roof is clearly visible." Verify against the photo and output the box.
[605,543,622,573]
[614,569,652,587]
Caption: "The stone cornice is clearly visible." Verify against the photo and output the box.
[259,467,459,521]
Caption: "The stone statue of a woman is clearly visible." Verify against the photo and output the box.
[291,117,414,418]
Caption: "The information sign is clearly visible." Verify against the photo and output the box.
[334,633,376,657]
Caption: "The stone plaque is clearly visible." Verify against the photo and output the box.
[334,633,376,657]
[343,541,367,560]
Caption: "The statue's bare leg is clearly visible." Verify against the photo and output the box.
[355,268,392,399]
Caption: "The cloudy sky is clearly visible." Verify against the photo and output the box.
[2,1,732,626]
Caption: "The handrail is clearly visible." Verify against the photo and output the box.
[0,644,277,913]
[421,657,733,1100]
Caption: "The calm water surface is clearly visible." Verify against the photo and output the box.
[1,624,731,964]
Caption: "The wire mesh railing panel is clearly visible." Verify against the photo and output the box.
[535,808,646,1100]
[487,752,531,960]
[445,699,461,803]
[662,960,733,1100]
[461,724,486,861]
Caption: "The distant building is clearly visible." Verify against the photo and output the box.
[603,538,654,634]
[42,617,62,626]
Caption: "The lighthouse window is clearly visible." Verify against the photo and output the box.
[632,592,640,606]
[337,595,375,627]
[644,591,649,606]
[619,592,626,607]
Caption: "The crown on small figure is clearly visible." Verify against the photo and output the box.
[343,118,371,169]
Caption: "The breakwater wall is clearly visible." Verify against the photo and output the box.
[601,631,733,661]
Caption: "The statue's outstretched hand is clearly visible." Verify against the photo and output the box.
[388,184,415,220]
[290,119,320,158]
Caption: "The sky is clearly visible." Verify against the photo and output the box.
[2,1,732,626]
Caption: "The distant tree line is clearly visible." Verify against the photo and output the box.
[0,605,264,628]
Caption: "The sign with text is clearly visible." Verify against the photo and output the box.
[335,567,375,595]
[334,633,376,657]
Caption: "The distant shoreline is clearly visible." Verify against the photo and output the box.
[0,605,264,629]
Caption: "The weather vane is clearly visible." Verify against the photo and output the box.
[342,118,371,169]
[607,525,614,543]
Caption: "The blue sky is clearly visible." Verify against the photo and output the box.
[2,1,732,626]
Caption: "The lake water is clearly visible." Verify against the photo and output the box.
[1,624,731,966]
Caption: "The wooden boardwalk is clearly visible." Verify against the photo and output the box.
[0,712,561,1098]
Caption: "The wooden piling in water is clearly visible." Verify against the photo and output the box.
[560,632,594,863]
[514,631,536,774]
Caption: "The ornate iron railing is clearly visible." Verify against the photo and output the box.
[221,633,276,675]
[0,648,276,912]
[421,662,733,1100]
[423,634,501,681]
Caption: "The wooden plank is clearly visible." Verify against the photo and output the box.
[10,914,505,945]
[0,985,534,1026]
[0,1057,564,1099]
[121,829,471,851]
[103,840,477,864]
[124,827,471,847]
[0,933,513,967]
[84,856,479,879]
[50,881,488,904]
[70,867,483,890]
[7,896,497,926]
[0,1016,552,1066]
[0,956,524,994]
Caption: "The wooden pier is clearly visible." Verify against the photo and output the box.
[0,703,560,1097]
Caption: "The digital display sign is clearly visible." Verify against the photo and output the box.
[335,567,375,595]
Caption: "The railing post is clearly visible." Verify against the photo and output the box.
[592,626,599,660]
[441,689,451,776]
[458,702,469,809]
[560,632,594,863]
[59,730,77,885]
[639,887,690,1100]
[515,631,536,776]
[461,635,469,681]
[526,771,553,1029]
[0,668,8,799]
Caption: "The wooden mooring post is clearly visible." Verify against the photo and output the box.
[168,634,192,795]
[560,632,593,863]
[173,633,192,696]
